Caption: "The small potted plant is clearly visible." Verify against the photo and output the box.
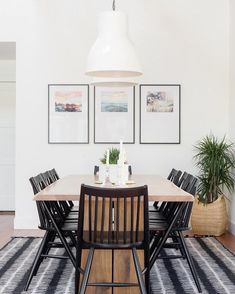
[100,147,128,184]
[100,147,121,165]
[191,135,235,236]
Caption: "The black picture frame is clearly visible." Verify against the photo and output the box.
[140,84,181,144]
[94,86,135,144]
[48,84,89,144]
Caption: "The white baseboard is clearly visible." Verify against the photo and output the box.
[228,220,235,235]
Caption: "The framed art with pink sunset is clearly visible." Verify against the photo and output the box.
[48,84,89,144]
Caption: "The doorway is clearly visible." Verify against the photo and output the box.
[0,42,15,212]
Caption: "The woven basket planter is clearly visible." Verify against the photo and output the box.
[191,196,227,236]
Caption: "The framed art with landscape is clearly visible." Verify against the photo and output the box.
[48,84,89,144]
[140,84,181,144]
[94,86,135,144]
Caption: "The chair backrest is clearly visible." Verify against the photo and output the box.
[174,175,198,229]
[29,173,65,229]
[29,174,47,194]
[77,185,149,248]
[167,168,177,180]
[172,170,182,185]
[41,171,54,186]
[29,174,49,229]
[177,171,188,187]
[48,168,60,182]
[94,165,99,175]
[167,168,182,185]
[180,173,194,191]
[94,165,133,176]
[47,168,74,209]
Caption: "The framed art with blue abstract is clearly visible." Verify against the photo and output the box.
[94,86,135,144]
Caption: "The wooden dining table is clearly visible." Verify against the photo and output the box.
[34,174,194,294]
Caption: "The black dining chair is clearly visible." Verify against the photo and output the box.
[75,184,150,294]
[149,175,202,293]
[24,174,78,291]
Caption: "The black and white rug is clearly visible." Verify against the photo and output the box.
[0,237,235,293]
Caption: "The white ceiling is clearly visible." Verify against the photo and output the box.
[0,42,16,60]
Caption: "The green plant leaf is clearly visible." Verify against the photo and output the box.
[100,148,120,165]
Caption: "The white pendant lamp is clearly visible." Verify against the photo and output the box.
[90,77,138,87]
[86,0,142,78]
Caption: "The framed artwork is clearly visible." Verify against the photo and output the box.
[140,84,181,144]
[48,84,89,144]
[94,86,135,144]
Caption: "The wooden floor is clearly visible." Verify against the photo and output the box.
[1,214,235,252]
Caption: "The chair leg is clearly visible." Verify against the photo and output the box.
[24,231,51,291]
[178,231,202,293]
[68,231,77,247]
[75,247,82,294]
[33,231,56,275]
[79,248,95,294]
[150,232,162,256]
[38,231,56,261]
[132,248,147,294]
[144,247,150,294]
[144,267,150,294]
[43,202,76,267]
[149,202,185,269]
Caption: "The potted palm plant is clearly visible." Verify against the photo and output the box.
[191,135,235,236]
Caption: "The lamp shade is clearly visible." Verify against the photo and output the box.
[90,77,138,87]
[86,11,142,78]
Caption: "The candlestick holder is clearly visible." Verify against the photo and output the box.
[104,165,110,185]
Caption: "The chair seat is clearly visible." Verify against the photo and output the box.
[149,221,169,231]
[62,222,78,231]
[81,231,145,248]
[149,211,166,220]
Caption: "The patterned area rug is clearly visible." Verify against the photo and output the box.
[0,237,234,293]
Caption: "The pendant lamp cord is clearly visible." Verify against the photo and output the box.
[112,0,116,11]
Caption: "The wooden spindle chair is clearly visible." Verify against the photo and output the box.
[75,184,150,294]
[149,175,202,293]
[24,174,77,291]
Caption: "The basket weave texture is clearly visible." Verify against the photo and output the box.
[191,195,227,236]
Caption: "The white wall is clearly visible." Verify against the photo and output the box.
[0,60,15,211]
[229,0,235,234]
[0,0,230,229]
